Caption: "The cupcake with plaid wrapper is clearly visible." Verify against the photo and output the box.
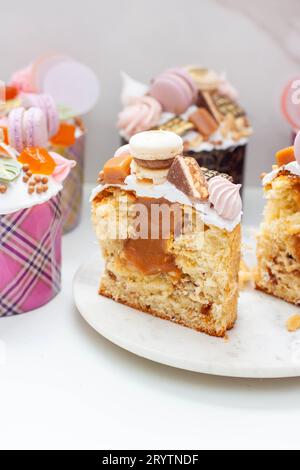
[0,107,76,317]
[2,53,99,233]
[117,68,252,187]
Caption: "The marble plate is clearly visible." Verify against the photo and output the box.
[74,233,300,379]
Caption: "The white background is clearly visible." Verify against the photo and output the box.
[1,0,300,185]
[1,0,300,451]
[1,187,300,451]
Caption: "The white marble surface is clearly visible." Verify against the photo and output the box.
[1,185,300,449]
[74,245,300,379]
[0,0,299,186]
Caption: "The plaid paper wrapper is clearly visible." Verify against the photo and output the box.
[50,133,85,234]
[0,194,62,317]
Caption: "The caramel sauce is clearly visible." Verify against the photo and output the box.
[123,196,181,276]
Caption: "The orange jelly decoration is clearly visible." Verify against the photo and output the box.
[50,123,76,147]
[18,148,56,175]
[0,127,9,144]
[103,155,132,184]
[276,146,295,167]
[5,85,18,101]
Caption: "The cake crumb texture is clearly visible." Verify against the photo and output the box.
[256,175,300,305]
[92,187,241,337]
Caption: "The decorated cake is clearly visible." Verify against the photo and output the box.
[117,67,252,186]
[256,133,300,305]
[91,130,242,337]
[281,76,300,143]
[2,53,99,233]
[0,113,75,317]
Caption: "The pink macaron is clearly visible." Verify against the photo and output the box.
[8,107,26,152]
[21,93,59,137]
[149,68,197,114]
[23,107,48,148]
[166,68,198,101]
[8,106,49,152]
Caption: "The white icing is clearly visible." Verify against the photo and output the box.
[262,161,300,186]
[0,175,62,215]
[183,129,248,152]
[90,174,241,232]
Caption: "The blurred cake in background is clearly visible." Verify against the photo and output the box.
[1,54,99,233]
[117,67,252,186]
[281,76,300,144]
[256,133,300,305]
[0,113,75,317]
[91,130,242,337]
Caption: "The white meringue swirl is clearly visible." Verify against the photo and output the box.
[208,176,242,220]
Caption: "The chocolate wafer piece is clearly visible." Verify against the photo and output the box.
[167,156,209,201]
[211,92,246,119]
[158,117,194,136]
[189,108,218,138]
[200,167,233,182]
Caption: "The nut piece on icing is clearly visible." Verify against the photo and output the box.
[189,108,218,138]
[167,156,209,202]
[103,155,132,185]
[208,176,242,220]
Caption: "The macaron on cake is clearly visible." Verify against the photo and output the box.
[91,130,242,337]
[256,133,300,305]
[3,53,100,233]
[118,67,252,186]
[0,111,76,318]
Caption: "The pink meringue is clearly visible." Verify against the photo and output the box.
[117,96,162,139]
[49,152,76,183]
[11,65,35,93]
[208,176,242,220]
[114,144,131,157]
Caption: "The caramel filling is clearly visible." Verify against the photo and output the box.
[134,157,174,170]
[123,196,181,276]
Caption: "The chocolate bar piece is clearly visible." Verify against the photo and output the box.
[198,91,222,124]
[211,92,246,119]
[200,167,233,182]
[167,156,209,201]
[158,117,194,136]
[189,108,218,138]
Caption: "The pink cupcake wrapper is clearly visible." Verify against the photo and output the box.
[0,193,62,317]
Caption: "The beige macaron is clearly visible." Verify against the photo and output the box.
[186,67,220,91]
[129,130,183,161]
